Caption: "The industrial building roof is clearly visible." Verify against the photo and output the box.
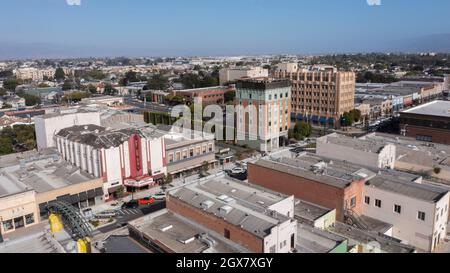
[329,222,416,253]
[128,210,249,253]
[0,149,97,198]
[360,133,450,173]
[294,200,334,224]
[402,100,450,118]
[169,183,292,239]
[319,133,390,154]
[296,224,347,253]
[366,170,448,203]
[253,153,376,189]
[56,124,166,149]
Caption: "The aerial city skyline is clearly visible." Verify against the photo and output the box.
[1,0,450,59]
[1,0,450,268]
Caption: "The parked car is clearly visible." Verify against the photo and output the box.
[152,192,166,201]
[138,197,156,206]
[121,200,139,209]
[95,210,118,219]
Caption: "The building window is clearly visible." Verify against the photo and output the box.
[25,214,35,225]
[394,204,402,214]
[418,211,426,221]
[190,149,194,157]
[269,245,276,253]
[350,196,356,208]
[365,196,370,205]
[375,199,382,208]
[14,216,25,229]
[2,219,14,232]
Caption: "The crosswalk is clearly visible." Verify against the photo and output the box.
[116,209,142,216]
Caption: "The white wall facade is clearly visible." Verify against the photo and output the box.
[363,186,449,252]
[35,111,101,150]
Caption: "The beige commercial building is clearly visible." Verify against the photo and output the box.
[0,150,104,235]
[219,67,269,85]
[235,78,292,152]
[275,65,355,127]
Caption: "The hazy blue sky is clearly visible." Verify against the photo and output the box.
[1,0,450,59]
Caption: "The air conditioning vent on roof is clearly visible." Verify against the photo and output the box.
[201,200,214,210]
[219,205,233,215]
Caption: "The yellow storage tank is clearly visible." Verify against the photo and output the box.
[49,214,64,234]
[77,238,92,253]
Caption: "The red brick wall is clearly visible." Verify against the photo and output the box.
[403,125,450,145]
[166,195,264,253]
[248,163,364,221]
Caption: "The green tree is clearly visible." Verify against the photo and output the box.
[0,137,14,155]
[62,80,73,91]
[341,112,355,127]
[290,121,312,141]
[103,84,117,95]
[88,84,97,94]
[22,94,41,106]
[2,79,21,91]
[54,67,66,81]
[349,109,362,123]
[147,74,169,90]
[87,69,106,80]
[224,91,236,103]
[62,91,90,103]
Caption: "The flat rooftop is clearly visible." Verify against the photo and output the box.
[103,236,152,253]
[129,210,248,253]
[366,171,448,203]
[194,176,290,210]
[402,100,450,118]
[329,222,415,253]
[175,86,228,93]
[320,133,389,154]
[0,149,97,197]
[296,224,347,253]
[253,152,376,189]
[360,133,450,171]
[56,124,166,149]
[294,199,334,224]
[169,182,292,239]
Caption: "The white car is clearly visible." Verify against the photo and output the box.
[152,192,166,200]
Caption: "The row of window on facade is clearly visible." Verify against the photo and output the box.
[2,213,35,232]
[168,143,213,163]
[364,196,448,222]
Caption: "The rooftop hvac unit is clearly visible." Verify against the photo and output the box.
[219,205,233,215]
[201,200,215,210]
[160,225,173,232]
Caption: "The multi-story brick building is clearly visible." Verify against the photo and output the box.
[274,65,355,127]
[248,152,372,221]
[248,150,450,252]
[400,100,450,145]
[171,86,231,105]
[165,176,297,253]
[235,78,292,152]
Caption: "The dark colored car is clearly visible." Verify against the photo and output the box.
[121,200,139,209]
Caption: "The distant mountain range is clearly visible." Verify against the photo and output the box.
[1,33,450,60]
[387,33,450,53]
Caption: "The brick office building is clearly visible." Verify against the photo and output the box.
[248,152,375,221]
[165,177,297,253]
[400,100,450,145]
